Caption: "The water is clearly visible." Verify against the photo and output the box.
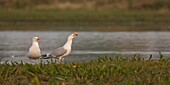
[0,31,170,63]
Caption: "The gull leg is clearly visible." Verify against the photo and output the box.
[61,58,65,64]
[29,59,32,64]
[58,57,65,64]
[58,57,62,63]
[35,59,40,64]
[61,58,64,62]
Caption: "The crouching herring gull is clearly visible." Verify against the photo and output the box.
[42,32,78,62]
[27,37,41,59]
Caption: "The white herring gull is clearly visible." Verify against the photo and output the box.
[27,37,41,59]
[42,32,78,62]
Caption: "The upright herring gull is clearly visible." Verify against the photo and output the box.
[42,32,78,62]
[27,37,41,59]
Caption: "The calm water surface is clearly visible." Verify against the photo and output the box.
[0,31,170,63]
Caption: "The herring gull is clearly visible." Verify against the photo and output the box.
[27,37,41,59]
[42,32,78,62]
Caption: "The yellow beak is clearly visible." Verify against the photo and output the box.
[73,32,78,36]
[37,38,40,40]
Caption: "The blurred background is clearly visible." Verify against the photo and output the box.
[1,0,170,62]
[0,0,170,31]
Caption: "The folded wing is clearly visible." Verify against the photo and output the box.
[42,47,67,59]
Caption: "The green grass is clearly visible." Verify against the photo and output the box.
[1,0,170,31]
[0,9,170,22]
[0,9,170,31]
[0,55,170,85]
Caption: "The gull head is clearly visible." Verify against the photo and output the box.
[32,37,40,42]
[68,32,78,39]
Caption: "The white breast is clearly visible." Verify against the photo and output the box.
[28,45,41,59]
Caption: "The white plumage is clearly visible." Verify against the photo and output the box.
[27,37,41,59]
[42,32,78,62]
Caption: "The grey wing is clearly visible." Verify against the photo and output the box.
[49,47,67,57]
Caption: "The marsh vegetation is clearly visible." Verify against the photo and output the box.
[0,55,170,85]
[0,0,170,31]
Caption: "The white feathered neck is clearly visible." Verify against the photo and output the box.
[63,37,73,49]
[32,40,39,47]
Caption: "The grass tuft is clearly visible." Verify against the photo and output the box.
[0,55,170,84]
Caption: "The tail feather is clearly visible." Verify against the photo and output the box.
[41,54,50,59]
